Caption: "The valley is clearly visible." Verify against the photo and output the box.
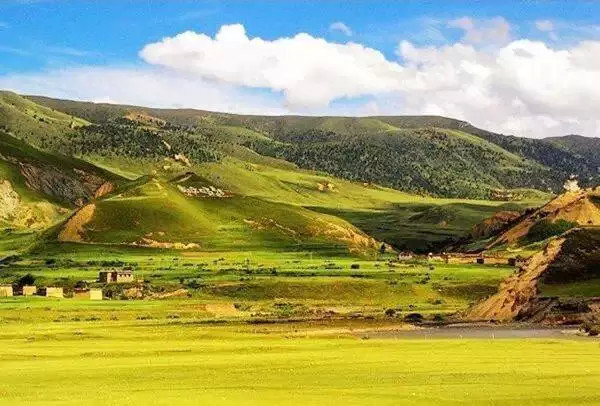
[1,90,600,405]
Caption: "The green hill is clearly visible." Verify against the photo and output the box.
[48,176,383,255]
[0,91,569,257]
[26,93,600,199]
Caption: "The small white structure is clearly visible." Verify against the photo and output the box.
[0,285,13,297]
[41,287,63,298]
[89,288,103,301]
[564,177,580,192]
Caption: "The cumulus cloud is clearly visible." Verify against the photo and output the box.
[329,21,352,36]
[395,39,600,137]
[140,24,404,108]
[448,16,511,45]
[4,22,600,138]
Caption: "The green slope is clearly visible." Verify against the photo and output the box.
[49,177,382,255]
[26,93,595,199]
[0,91,550,254]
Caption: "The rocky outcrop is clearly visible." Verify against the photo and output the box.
[466,237,566,322]
[131,238,199,250]
[467,227,600,323]
[0,179,62,229]
[177,184,230,198]
[16,163,110,207]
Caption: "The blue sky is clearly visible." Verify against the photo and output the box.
[2,1,598,73]
[1,1,600,137]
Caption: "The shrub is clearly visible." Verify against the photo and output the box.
[16,273,35,287]
[432,313,445,322]
[404,313,424,323]
[526,219,577,243]
[350,263,360,269]
[582,322,600,336]
[384,308,396,317]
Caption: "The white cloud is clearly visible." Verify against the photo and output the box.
[448,16,511,45]
[4,22,600,138]
[0,66,287,114]
[535,19,554,32]
[139,24,404,108]
[329,21,352,36]
[394,39,600,137]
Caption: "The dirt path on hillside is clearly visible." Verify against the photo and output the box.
[58,203,95,242]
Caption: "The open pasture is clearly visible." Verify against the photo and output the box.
[0,315,599,405]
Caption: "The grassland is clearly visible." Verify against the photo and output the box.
[0,246,514,319]
[1,313,599,405]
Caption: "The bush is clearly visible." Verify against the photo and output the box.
[526,219,577,243]
[350,263,360,269]
[384,308,396,317]
[582,322,599,336]
[404,313,424,323]
[16,273,35,287]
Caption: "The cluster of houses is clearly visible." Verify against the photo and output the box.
[176,184,230,198]
[397,251,526,267]
[0,269,135,299]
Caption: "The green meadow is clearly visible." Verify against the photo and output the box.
[0,247,513,318]
[1,316,599,405]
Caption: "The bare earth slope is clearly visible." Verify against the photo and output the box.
[468,227,600,323]
[488,188,600,248]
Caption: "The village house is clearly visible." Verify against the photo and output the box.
[0,284,13,297]
[98,269,134,284]
[89,288,103,300]
[39,287,63,298]
[73,288,103,300]
[22,285,37,296]
[397,251,414,261]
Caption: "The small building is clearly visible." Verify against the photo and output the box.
[476,257,485,264]
[98,269,134,284]
[0,285,13,297]
[40,287,63,298]
[73,288,103,300]
[22,285,37,296]
[397,251,414,261]
[89,288,103,300]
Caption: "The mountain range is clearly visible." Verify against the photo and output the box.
[1,90,599,256]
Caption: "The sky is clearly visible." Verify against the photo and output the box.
[1,0,600,138]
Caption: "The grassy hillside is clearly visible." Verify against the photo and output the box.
[548,134,600,168]
[0,91,550,255]
[27,93,598,200]
[47,177,381,255]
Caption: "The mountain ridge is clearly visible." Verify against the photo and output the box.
[21,92,600,200]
